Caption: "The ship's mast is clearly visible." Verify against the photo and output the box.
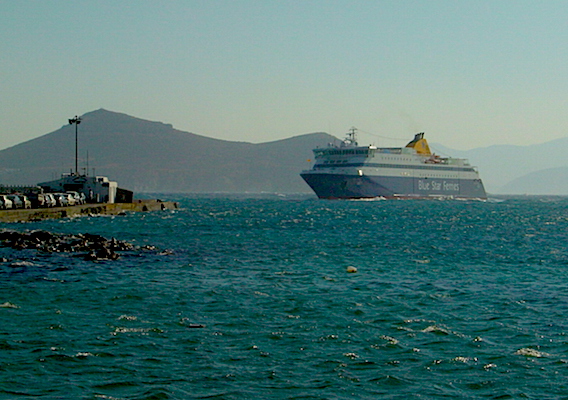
[345,127,358,146]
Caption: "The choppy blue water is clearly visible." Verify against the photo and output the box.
[2,195,568,399]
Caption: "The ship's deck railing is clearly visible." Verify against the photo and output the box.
[314,148,373,157]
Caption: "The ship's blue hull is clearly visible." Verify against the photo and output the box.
[300,172,487,199]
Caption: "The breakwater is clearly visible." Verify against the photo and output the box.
[0,199,178,223]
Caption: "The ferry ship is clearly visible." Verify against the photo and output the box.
[300,129,486,199]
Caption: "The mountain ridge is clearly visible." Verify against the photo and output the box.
[0,109,335,193]
[2,109,567,194]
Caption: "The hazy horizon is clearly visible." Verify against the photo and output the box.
[3,1,568,151]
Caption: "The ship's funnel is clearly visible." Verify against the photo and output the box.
[405,132,431,155]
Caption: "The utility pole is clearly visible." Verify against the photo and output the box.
[68,116,82,175]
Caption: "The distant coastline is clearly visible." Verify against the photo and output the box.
[1,108,568,195]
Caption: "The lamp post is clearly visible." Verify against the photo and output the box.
[68,116,82,175]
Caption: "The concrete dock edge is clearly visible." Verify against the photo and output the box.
[0,200,178,223]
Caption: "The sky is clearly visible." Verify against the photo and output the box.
[2,0,568,151]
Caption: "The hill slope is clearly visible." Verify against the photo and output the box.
[0,109,335,193]
[432,138,568,194]
[498,167,568,195]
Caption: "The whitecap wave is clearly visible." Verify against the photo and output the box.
[421,325,450,335]
[118,315,137,321]
[379,335,399,345]
[349,197,387,201]
[10,261,37,267]
[515,347,549,357]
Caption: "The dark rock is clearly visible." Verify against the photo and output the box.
[0,229,140,262]
[29,230,55,244]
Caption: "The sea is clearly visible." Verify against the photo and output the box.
[1,194,568,399]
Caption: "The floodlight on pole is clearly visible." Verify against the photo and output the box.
[68,116,82,175]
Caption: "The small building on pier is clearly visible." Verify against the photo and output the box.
[38,174,133,203]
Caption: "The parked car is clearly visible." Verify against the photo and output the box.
[26,193,46,208]
[67,191,83,205]
[0,195,13,209]
[65,193,76,206]
[56,193,76,207]
[44,193,56,208]
[53,193,69,207]
[20,195,32,209]
[6,195,23,209]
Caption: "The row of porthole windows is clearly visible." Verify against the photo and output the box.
[415,175,460,179]
[315,149,371,156]
[315,163,475,173]
[322,156,415,163]
[380,157,415,162]
[321,159,418,166]
[323,160,348,164]
[400,173,459,179]
[374,164,473,172]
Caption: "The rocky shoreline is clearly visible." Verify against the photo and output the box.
[0,229,157,261]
